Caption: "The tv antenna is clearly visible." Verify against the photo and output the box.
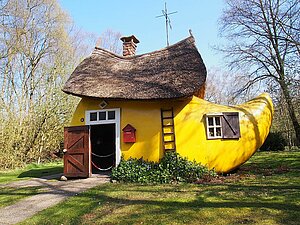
[156,2,178,46]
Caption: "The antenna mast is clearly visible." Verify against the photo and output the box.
[156,2,177,46]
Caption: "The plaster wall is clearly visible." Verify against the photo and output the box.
[69,98,180,162]
[69,93,273,173]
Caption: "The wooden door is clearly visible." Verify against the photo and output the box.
[64,126,90,178]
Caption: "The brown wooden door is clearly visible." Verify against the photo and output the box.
[64,126,90,178]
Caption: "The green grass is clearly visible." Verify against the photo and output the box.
[20,151,300,225]
[0,161,62,209]
[0,161,63,184]
[0,186,43,208]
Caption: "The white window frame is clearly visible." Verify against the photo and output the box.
[205,113,223,139]
[85,108,121,167]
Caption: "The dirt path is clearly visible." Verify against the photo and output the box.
[0,174,110,225]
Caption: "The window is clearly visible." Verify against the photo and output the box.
[99,112,106,120]
[205,112,240,139]
[108,111,115,120]
[87,109,118,124]
[206,115,222,139]
[90,112,97,121]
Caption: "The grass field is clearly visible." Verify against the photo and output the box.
[0,161,63,184]
[19,151,300,225]
[0,186,43,208]
[0,161,63,208]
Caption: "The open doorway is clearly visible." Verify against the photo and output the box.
[90,124,116,174]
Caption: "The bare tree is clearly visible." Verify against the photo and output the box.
[219,0,300,145]
[96,29,123,54]
[205,67,261,105]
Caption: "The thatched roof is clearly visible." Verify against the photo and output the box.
[62,36,206,100]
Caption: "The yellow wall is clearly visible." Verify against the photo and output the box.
[69,93,273,173]
[174,93,273,173]
[70,98,183,162]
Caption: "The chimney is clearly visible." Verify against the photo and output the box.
[120,35,140,57]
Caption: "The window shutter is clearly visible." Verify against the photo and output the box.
[221,112,240,139]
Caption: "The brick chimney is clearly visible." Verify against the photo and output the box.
[120,35,139,57]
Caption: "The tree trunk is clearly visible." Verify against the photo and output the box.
[279,80,300,146]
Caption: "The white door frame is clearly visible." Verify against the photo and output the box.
[85,108,121,171]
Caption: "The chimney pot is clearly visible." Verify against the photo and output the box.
[120,35,139,57]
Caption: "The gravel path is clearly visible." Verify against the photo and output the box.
[0,174,110,225]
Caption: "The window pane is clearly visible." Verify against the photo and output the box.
[209,128,214,137]
[208,117,213,126]
[216,128,222,137]
[99,112,106,120]
[108,111,115,120]
[90,112,97,121]
[215,117,221,125]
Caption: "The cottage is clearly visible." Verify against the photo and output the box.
[62,35,273,177]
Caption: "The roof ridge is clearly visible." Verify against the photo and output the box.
[93,35,195,60]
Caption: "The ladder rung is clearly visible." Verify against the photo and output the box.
[161,109,173,112]
[164,140,175,143]
[163,132,174,135]
[163,124,173,127]
[162,116,173,119]
[165,148,176,151]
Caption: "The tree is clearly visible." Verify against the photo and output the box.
[205,67,260,105]
[219,0,300,145]
[96,29,123,54]
[0,0,94,168]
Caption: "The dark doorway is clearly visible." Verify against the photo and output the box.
[90,124,116,173]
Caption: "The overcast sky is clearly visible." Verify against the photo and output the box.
[59,0,225,69]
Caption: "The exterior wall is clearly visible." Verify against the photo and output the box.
[69,93,273,173]
[69,98,186,162]
[174,94,273,172]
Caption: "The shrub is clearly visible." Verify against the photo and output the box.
[111,151,216,184]
[260,132,287,151]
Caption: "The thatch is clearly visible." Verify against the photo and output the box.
[62,36,207,100]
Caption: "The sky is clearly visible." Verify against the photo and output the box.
[59,0,225,69]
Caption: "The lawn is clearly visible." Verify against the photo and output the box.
[0,161,63,184]
[20,151,300,225]
[0,161,63,208]
[0,186,43,208]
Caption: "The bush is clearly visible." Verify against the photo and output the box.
[260,132,287,151]
[111,151,216,184]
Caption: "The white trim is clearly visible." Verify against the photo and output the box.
[86,108,119,125]
[205,114,223,139]
[85,108,121,168]
[88,126,91,177]
[205,113,223,116]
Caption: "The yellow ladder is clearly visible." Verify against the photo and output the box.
[161,108,176,151]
